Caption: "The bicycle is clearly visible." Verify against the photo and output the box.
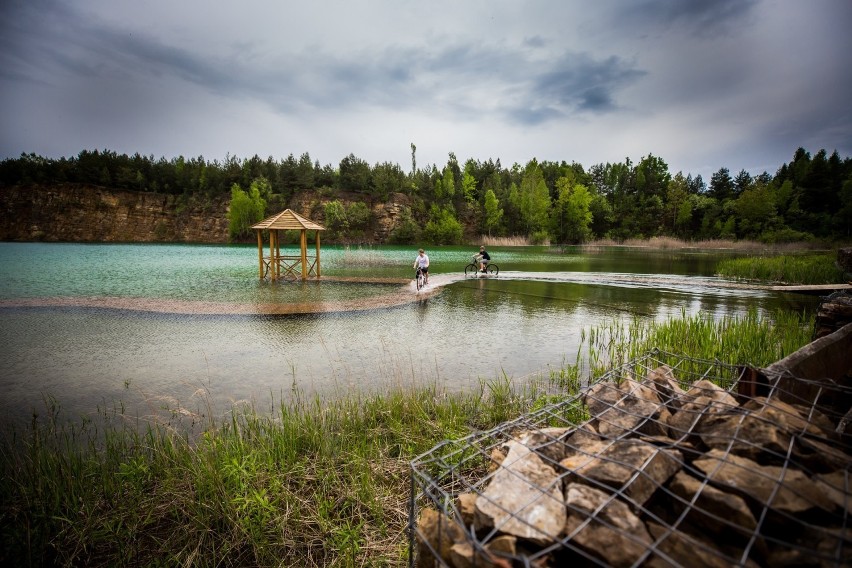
[464,255,499,277]
[415,266,427,291]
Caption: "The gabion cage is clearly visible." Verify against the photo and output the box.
[409,349,851,567]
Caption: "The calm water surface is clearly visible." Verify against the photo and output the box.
[0,242,817,427]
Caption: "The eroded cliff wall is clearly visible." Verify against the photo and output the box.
[0,184,416,244]
[1,184,230,243]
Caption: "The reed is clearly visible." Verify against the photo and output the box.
[716,252,846,284]
[476,235,531,247]
[584,237,830,252]
[0,310,814,567]
[339,245,388,267]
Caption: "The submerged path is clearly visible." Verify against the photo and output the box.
[1,272,847,316]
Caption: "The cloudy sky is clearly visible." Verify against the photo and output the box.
[1,0,850,180]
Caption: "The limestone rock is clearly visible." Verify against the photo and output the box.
[563,482,653,567]
[667,380,739,437]
[560,438,683,507]
[474,440,566,545]
[416,507,467,567]
[585,377,670,438]
[692,449,838,514]
[668,471,757,534]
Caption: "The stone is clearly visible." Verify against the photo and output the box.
[644,521,746,568]
[668,471,757,534]
[416,507,468,567]
[585,376,670,438]
[456,493,477,527]
[516,427,574,465]
[692,449,838,514]
[667,380,739,438]
[814,471,852,515]
[474,440,566,545]
[697,411,793,462]
[563,482,654,567]
[646,365,686,408]
[560,438,683,507]
[742,397,827,437]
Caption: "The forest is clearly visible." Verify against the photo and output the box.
[1,145,850,245]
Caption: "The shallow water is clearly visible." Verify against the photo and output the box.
[0,242,817,427]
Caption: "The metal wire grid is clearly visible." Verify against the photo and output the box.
[409,349,852,567]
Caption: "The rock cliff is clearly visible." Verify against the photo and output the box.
[0,184,230,243]
[0,184,414,244]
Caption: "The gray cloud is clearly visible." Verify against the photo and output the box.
[0,0,849,180]
[619,0,760,37]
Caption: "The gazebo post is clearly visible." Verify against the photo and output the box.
[256,229,264,279]
[315,230,321,278]
[300,229,308,280]
[275,230,281,280]
[270,230,277,281]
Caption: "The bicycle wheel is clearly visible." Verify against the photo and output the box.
[416,271,425,290]
[464,263,478,277]
[486,264,499,276]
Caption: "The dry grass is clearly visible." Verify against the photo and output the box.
[476,235,531,246]
[581,237,831,253]
[340,245,388,266]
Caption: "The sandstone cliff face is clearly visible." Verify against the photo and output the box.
[0,184,413,244]
[0,184,230,243]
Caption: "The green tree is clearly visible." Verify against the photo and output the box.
[510,160,551,236]
[664,173,690,235]
[435,167,456,202]
[228,179,267,240]
[323,200,348,238]
[339,154,371,194]
[423,205,463,244]
[461,170,477,203]
[388,206,421,244]
[553,177,593,243]
[482,189,503,236]
[734,182,777,238]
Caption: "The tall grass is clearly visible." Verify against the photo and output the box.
[716,252,846,284]
[583,237,831,252]
[0,310,814,567]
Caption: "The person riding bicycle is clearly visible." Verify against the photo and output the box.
[474,246,490,273]
[413,248,429,285]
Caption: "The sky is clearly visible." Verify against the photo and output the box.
[1,0,851,181]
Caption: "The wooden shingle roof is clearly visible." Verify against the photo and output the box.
[251,209,325,231]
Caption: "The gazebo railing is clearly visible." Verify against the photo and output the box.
[262,255,319,281]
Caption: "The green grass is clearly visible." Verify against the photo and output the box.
[0,310,814,567]
[716,252,846,284]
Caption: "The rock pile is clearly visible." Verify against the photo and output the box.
[815,291,852,339]
[415,365,851,567]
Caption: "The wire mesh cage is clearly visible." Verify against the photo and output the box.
[409,349,851,567]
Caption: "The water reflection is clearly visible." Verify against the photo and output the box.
[0,243,820,427]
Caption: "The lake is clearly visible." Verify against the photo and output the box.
[0,242,817,428]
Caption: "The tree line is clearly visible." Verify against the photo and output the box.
[1,145,850,244]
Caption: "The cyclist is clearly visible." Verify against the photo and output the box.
[413,248,429,285]
[474,245,490,273]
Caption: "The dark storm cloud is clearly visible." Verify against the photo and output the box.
[2,0,646,124]
[619,0,760,37]
[528,54,646,117]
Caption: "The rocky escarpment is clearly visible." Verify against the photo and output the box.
[0,184,416,244]
[0,184,230,243]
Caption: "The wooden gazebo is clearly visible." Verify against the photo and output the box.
[251,209,326,281]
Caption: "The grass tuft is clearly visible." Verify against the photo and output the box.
[716,252,846,284]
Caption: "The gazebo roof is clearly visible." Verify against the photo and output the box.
[252,209,325,231]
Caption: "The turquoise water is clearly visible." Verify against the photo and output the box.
[0,242,817,427]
